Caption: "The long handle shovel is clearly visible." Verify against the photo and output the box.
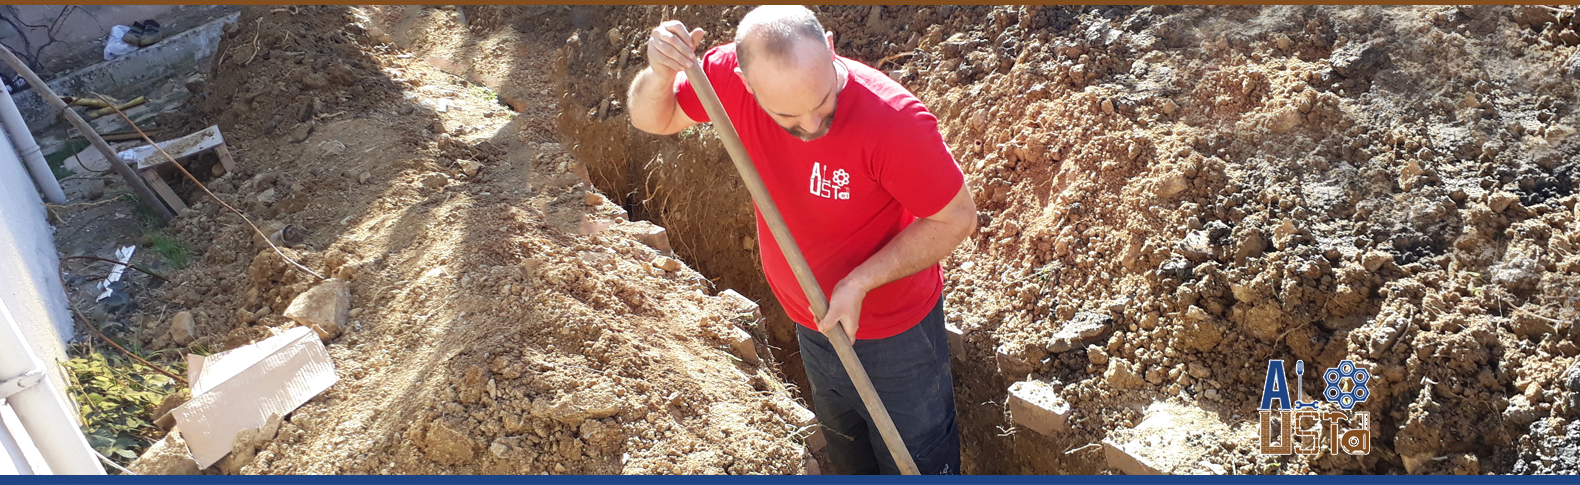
[681,62,920,475]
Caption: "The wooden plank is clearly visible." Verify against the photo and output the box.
[123,125,226,170]
[213,143,237,172]
[140,169,189,215]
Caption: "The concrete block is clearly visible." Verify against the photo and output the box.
[1103,439,1162,475]
[1046,311,1113,353]
[1102,401,1230,474]
[726,326,758,364]
[995,343,1035,378]
[945,323,964,359]
[1008,380,1070,436]
[636,225,671,252]
[775,396,816,428]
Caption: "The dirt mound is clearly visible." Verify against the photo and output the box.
[128,6,806,475]
[548,4,1580,475]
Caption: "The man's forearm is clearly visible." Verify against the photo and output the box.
[842,216,973,294]
[628,67,682,135]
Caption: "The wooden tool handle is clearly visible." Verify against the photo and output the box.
[681,62,920,475]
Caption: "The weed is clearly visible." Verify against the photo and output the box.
[60,345,184,470]
[133,206,190,269]
[467,83,500,106]
[148,234,189,269]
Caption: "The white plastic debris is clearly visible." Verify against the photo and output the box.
[95,245,136,301]
[105,25,139,60]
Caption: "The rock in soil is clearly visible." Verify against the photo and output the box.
[282,278,350,341]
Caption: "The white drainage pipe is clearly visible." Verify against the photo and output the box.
[0,299,102,474]
[0,85,66,204]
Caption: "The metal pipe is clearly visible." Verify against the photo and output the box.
[0,85,64,204]
[0,299,103,474]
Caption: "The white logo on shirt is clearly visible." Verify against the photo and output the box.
[809,162,850,200]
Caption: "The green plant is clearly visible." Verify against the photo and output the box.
[133,207,190,269]
[61,347,183,469]
[43,138,89,180]
[147,233,189,269]
[466,83,500,106]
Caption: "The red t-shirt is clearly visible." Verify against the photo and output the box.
[674,43,964,340]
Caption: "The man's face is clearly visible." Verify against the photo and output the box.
[738,36,841,142]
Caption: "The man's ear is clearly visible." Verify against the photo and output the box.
[734,66,754,95]
[825,30,835,53]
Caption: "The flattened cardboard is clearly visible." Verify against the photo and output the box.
[172,326,337,469]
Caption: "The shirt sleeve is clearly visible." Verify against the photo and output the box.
[673,45,736,124]
[872,104,966,218]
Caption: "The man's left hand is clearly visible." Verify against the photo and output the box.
[818,279,867,342]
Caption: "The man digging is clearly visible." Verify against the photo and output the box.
[628,5,977,475]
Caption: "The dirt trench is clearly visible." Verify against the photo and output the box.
[120,5,812,475]
[110,4,1580,475]
[546,4,1580,476]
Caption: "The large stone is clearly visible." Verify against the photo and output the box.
[806,426,826,452]
[635,224,672,252]
[282,278,351,341]
[457,159,482,178]
[168,311,197,346]
[423,421,475,465]
[945,323,964,359]
[216,427,259,474]
[1175,231,1213,263]
[1103,401,1234,474]
[1008,380,1071,435]
[996,343,1036,379]
[655,256,683,272]
[726,326,759,365]
[1158,172,1189,198]
[718,289,761,321]
[128,427,201,475]
[537,383,625,425]
[1489,191,1519,213]
[1103,439,1163,475]
[1330,40,1385,78]
[1046,312,1114,353]
[775,395,817,428]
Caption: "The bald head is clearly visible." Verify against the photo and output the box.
[734,5,829,73]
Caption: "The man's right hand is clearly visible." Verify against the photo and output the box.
[646,20,706,78]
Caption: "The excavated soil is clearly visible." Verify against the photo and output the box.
[126,5,808,475]
[116,4,1580,475]
[541,4,1580,475]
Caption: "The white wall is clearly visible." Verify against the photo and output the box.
[0,124,72,392]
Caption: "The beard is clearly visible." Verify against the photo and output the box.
[783,104,837,142]
[784,118,831,141]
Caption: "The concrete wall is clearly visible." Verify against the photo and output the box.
[6,11,238,134]
[0,5,192,77]
[0,119,72,392]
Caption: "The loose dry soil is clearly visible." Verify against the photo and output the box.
[107,4,1580,475]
